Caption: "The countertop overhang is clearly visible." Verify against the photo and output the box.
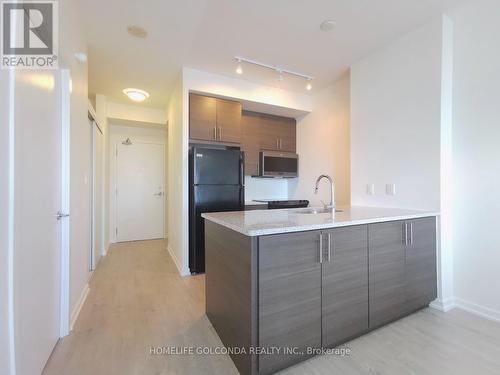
[202,206,439,236]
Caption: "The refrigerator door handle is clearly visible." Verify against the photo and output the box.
[240,152,245,185]
[239,186,245,210]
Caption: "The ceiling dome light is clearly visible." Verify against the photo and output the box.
[127,25,148,38]
[123,88,150,102]
[320,20,336,32]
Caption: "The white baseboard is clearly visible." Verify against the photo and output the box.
[430,296,500,323]
[454,297,500,323]
[70,283,89,331]
[430,297,456,312]
[166,245,190,277]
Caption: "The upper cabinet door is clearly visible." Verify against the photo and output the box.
[403,217,437,314]
[259,115,282,151]
[216,98,242,143]
[368,221,406,329]
[277,117,296,152]
[189,94,217,141]
[259,114,296,152]
[258,231,322,375]
[241,112,261,176]
[322,225,368,348]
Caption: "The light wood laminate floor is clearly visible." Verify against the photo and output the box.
[43,240,500,375]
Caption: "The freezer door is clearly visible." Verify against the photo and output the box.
[189,185,244,273]
[193,148,243,185]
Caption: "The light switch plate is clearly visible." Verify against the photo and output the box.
[366,184,375,195]
[386,183,396,195]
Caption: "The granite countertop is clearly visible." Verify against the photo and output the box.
[202,206,439,236]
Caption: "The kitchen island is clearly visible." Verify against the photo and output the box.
[202,206,439,375]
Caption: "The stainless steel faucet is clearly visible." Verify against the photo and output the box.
[314,175,335,209]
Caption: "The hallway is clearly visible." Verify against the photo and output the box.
[43,240,500,375]
[43,240,237,374]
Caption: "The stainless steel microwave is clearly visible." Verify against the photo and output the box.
[259,151,298,178]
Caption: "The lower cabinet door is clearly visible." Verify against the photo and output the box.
[322,225,369,348]
[258,231,322,375]
[404,217,437,314]
[369,221,406,328]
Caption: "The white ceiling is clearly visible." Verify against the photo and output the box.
[79,0,463,108]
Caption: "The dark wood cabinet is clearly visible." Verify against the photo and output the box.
[321,226,369,348]
[241,112,262,176]
[258,231,322,375]
[403,217,437,314]
[259,114,296,152]
[241,111,297,175]
[189,94,217,141]
[189,93,241,143]
[368,221,406,328]
[276,117,296,152]
[369,218,437,328]
[216,98,241,143]
[205,217,437,375]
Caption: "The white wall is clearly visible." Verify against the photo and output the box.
[108,123,167,243]
[166,76,186,274]
[95,94,110,253]
[244,177,289,202]
[107,101,167,124]
[447,0,500,320]
[351,19,442,211]
[60,0,92,320]
[0,71,12,375]
[289,74,351,206]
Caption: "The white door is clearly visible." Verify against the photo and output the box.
[13,70,62,374]
[91,121,104,270]
[116,141,165,242]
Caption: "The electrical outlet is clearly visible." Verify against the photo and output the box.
[366,184,375,195]
[386,183,396,195]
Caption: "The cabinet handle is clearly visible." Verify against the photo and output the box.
[327,233,331,262]
[319,234,323,264]
[276,139,279,149]
[410,222,414,245]
[218,127,222,140]
[213,127,217,140]
[403,222,408,246]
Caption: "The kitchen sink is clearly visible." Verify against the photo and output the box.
[292,208,343,215]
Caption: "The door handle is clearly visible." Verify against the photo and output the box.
[319,233,323,264]
[56,211,70,220]
[327,233,331,262]
[154,192,164,196]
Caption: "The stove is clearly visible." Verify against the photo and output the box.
[266,200,310,210]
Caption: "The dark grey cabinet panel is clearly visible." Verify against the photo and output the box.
[368,221,406,328]
[205,221,258,375]
[404,217,437,314]
[322,225,369,348]
[258,231,322,375]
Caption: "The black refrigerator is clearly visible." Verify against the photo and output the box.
[189,147,244,273]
